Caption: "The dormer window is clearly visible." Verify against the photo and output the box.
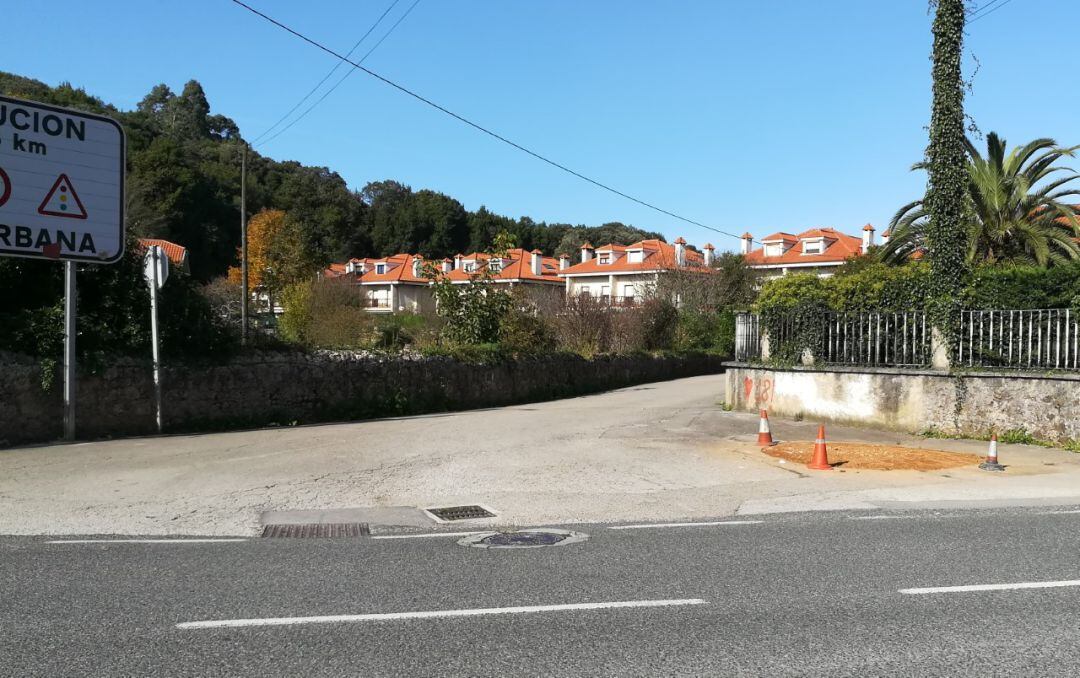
[627,250,644,264]
[802,239,824,255]
[464,261,476,273]
[764,244,784,257]
[598,254,611,265]
[375,263,387,274]
[489,258,503,272]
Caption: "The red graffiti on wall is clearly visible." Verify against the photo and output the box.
[742,377,774,406]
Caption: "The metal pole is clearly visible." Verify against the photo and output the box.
[240,144,249,345]
[63,261,77,441]
[150,248,163,434]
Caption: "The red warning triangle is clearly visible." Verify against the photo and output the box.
[38,174,88,220]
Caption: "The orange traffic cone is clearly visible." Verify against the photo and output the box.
[808,425,832,470]
[757,410,775,446]
[979,433,1004,471]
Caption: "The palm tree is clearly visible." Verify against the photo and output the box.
[882,133,1080,266]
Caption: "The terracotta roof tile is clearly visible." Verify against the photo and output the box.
[744,228,863,266]
[560,239,710,275]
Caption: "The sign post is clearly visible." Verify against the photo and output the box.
[0,95,125,441]
[143,245,169,433]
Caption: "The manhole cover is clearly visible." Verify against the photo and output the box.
[261,523,370,538]
[425,505,497,522]
[458,528,588,549]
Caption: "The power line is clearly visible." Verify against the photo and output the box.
[969,0,1016,23]
[228,0,754,245]
[256,0,422,149]
[251,0,402,145]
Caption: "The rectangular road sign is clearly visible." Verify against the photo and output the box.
[0,95,125,263]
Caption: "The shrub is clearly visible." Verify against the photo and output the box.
[552,295,611,356]
[279,278,373,349]
[674,308,737,355]
[498,306,555,354]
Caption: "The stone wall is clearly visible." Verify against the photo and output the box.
[0,351,726,447]
[724,363,1080,443]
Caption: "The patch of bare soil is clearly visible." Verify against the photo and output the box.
[763,441,981,471]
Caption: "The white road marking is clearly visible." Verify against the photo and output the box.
[177,598,709,629]
[900,579,1080,595]
[608,520,763,530]
[371,531,486,540]
[1038,509,1080,515]
[46,538,248,544]
[850,515,912,521]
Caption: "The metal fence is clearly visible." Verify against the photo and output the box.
[735,313,761,361]
[956,309,1079,370]
[820,311,931,367]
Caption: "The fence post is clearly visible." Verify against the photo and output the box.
[930,327,951,370]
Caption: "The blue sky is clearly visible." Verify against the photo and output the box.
[6,1,1076,252]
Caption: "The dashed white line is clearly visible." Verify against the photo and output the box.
[371,531,486,540]
[608,520,763,530]
[850,515,913,521]
[46,538,248,544]
[177,598,709,629]
[900,579,1080,595]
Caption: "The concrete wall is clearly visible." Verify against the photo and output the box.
[0,351,726,447]
[724,363,1080,443]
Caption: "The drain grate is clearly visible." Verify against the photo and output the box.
[425,505,496,522]
[261,523,370,538]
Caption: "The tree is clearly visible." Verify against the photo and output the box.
[228,209,316,302]
[883,133,1080,267]
[924,0,969,335]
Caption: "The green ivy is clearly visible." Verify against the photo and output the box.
[925,0,970,345]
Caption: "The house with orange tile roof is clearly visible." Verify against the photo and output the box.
[440,248,563,303]
[740,225,873,278]
[137,238,190,274]
[556,237,715,306]
[323,248,565,313]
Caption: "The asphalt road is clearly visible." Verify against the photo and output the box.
[4,506,1080,677]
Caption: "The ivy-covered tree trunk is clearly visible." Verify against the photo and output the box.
[925,0,968,349]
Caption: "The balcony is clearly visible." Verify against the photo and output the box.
[363,298,391,310]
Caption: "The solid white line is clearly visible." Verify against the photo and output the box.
[371,531,486,540]
[46,538,248,544]
[900,580,1080,595]
[608,520,763,530]
[177,598,709,629]
[1038,509,1080,515]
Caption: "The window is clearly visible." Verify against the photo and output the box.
[489,259,502,272]
[598,254,610,264]
[579,285,590,297]
[764,244,783,257]
[624,285,636,299]
[627,250,643,264]
[600,285,610,300]
[375,263,386,274]
[464,262,476,272]
[802,240,824,255]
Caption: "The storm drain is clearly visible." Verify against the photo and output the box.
[261,523,370,538]
[458,529,589,549]
[425,505,496,522]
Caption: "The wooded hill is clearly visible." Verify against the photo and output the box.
[0,72,664,281]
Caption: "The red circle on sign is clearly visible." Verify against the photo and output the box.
[0,167,10,208]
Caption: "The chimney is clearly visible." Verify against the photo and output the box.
[702,243,715,267]
[580,242,594,263]
[454,253,464,270]
[412,256,422,277]
[861,224,875,254]
[530,249,543,276]
[674,237,687,267]
[881,229,891,246]
[740,232,753,255]
[441,258,453,273]
[559,254,570,270]
[345,261,355,275]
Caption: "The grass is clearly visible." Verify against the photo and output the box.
[921,426,1079,451]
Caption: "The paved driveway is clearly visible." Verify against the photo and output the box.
[1,375,1078,535]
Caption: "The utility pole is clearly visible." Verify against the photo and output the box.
[240,143,249,345]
